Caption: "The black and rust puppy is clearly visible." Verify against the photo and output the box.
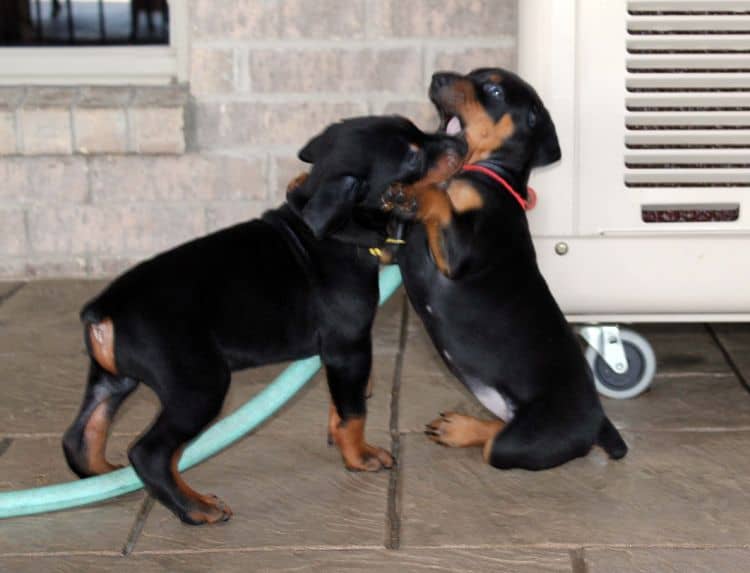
[62,115,466,525]
[391,68,627,470]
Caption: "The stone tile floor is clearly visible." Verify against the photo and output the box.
[0,280,749,572]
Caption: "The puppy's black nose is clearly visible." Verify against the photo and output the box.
[429,71,462,100]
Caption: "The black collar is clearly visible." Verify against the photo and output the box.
[470,159,529,200]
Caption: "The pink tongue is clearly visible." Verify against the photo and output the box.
[446,116,461,135]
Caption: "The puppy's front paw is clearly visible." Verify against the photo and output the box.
[425,412,504,448]
[342,443,394,472]
[382,184,418,218]
[328,412,394,472]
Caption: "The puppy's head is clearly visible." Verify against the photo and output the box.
[292,115,466,238]
[429,67,560,170]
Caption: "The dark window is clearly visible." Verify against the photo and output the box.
[0,0,169,46]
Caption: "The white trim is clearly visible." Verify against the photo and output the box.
[0,0,187,85]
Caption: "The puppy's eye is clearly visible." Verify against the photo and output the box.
[406,145,422,166]
[484,84,504,100]
[528,107,538,128]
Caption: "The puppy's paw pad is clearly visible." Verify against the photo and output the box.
[343,444,394,472]
[424,412,479,448]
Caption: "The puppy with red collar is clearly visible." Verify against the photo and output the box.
[390,68,627,470]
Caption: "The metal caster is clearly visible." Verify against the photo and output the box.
[579,325,657,400]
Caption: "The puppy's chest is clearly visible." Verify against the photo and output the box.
[415,303,516,423]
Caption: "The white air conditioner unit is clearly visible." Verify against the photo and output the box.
[519,0,750,322]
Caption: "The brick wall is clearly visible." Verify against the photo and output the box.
[0,0,516,279]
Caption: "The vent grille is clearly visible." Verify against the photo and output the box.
[625,1,750,190]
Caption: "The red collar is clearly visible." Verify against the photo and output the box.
[461,164,537,211]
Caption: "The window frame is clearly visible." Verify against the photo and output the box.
[0,0,187,85]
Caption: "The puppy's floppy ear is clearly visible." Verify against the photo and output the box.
[301,175,362,239]
[530,106,562,168]
[298,123,339,163]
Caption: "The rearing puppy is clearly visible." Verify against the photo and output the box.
[391,69,627,470]
[62,115,466,525]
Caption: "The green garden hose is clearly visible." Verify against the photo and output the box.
[0,265,403,519]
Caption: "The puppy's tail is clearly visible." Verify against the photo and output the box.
[597,417,628,460]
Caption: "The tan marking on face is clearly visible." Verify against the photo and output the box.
[447,180,483,213]
[88,319,117,375]
[488,73,503,83]
[82,400,120,475]
[438,78,515,163]
[464,112,515,164]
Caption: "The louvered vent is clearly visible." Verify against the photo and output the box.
[625,0,750,216]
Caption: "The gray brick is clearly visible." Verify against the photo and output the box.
[432,45,516,74]
[191,0,280,39]
[89,154,266,203]
[0,255,88,279]
[205,201,269,232]
[0,208,27,255]
[272,155,308,202]
[74,108,128,154]
[0,157,88,204]
[131,107,185,154]
[89,255,144,277]
[77,86,133,108]
[371,0,516,38]
[249,48,422,93]
[23,87,78,108]
[28,204,205,255]
[0,111,16,154]
[0,87,26,109]
[280,0,365,39]
[379,100,440,132]
[132,85,188,108]
[194,101,367,148]
[20,108,72,155]
[190,47,235,95]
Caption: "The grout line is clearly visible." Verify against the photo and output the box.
[121,495,155,556]
[4,542,750,559]
[569,547,588,573]
[0,283,25,306]
[705,324,750,396]
[0,437,12,459]
[2,431,140,439]
[385,293,409,551]
[396,426,750,435]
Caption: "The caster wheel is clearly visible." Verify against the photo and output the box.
[585,328,656,399]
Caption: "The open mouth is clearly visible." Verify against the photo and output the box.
[438,110,464,136]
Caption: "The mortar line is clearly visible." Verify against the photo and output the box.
[569,547,588,573]
[385,292,409,550]
[3,542,749,559]
[0,437,12,459]
[121,495,155,556]
[705,324,750,395]
[0,282,25,306]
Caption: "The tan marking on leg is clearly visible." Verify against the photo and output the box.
[447,180,483,213]
[88,319,117,375]
[425,412,505,449]
[328,404,393,471]
[82,399,122,475]
[171,450,233,524]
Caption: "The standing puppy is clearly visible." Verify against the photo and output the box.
[394,69,628,470]
[62,116,466,524]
